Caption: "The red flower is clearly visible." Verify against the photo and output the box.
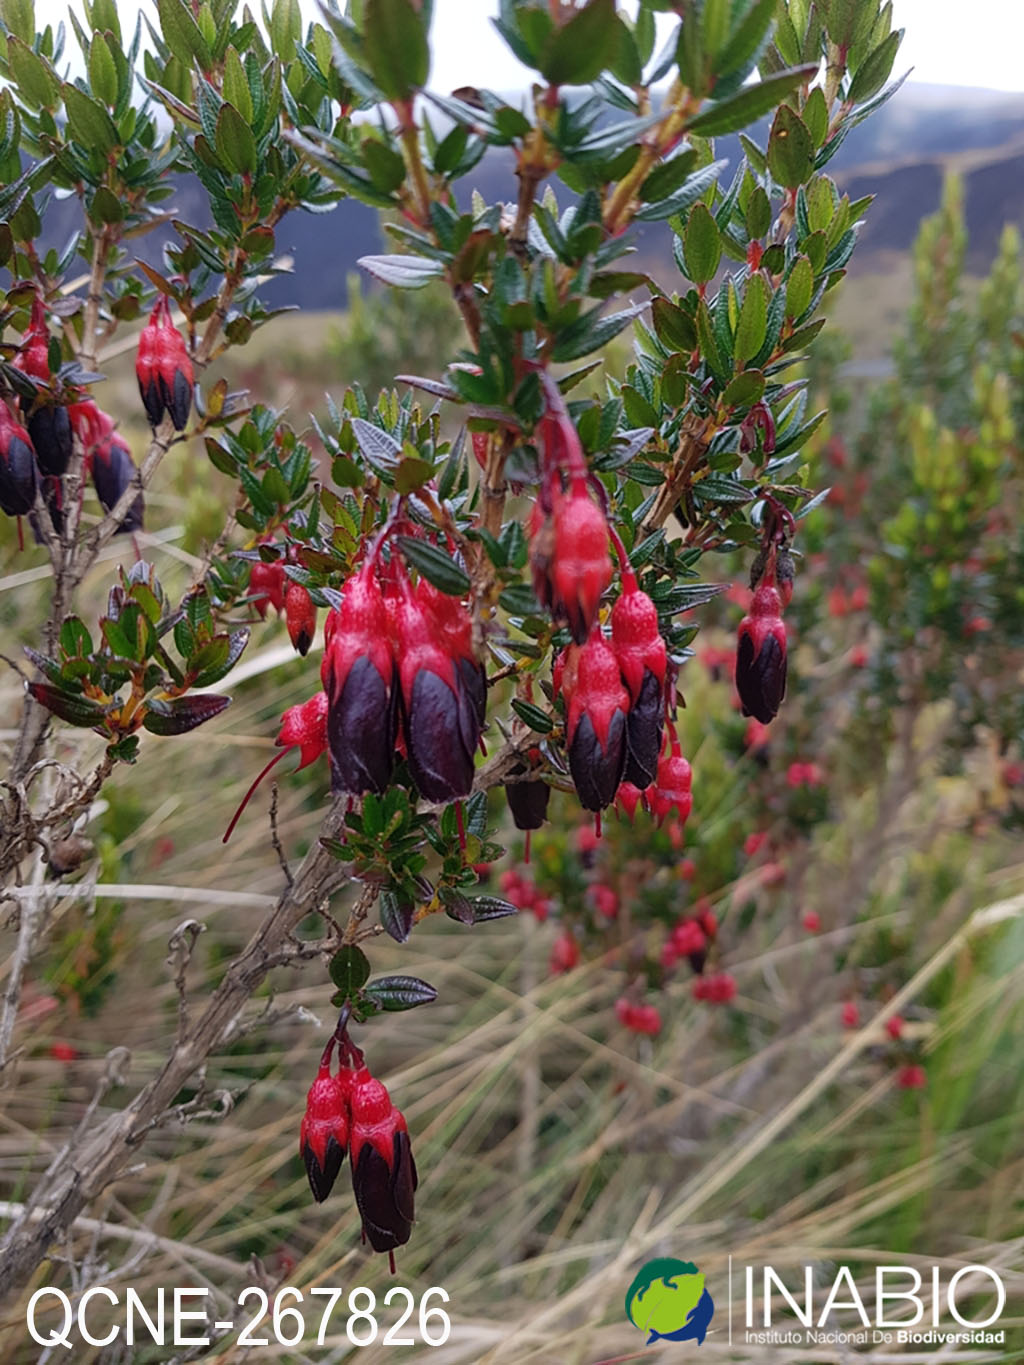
[692,972,736,1004]
[388,564,479,803]
[549,932,579,974]
[896,1064,926,1090]
[560,631,629,812]
[735,581,787,724]
[0,400,39,518]
[841,1001,860,1029]
[885,1014,905,1040]
[531,469,612,644]
[615,998,662,1035]
[300,1061,351,1203]
[614,780,644,823]
[646,737,692,829]
[321,563,397,797]
[801,910,822,933]
[611,575,667,787]
[16,298,72,477]
[347,1066,417,1259]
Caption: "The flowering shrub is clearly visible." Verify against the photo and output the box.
[0,0,910,1287]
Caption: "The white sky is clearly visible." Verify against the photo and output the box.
[34,0,1024,95]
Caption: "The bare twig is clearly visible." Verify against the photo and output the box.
[268,783,293,888]
[167,919,207,1043]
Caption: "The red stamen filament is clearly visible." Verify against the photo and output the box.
[222,747,291,842]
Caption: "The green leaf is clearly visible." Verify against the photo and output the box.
[364,0,430,100]
[7,37,58,109]
[767,103,814,188]
[540,0,618,85]
[651,295,696,351]
[686,63,816,136]
[328,944,371,996]
[510,698,554,733]
[88,32,118,107]
[0,0,35,43]
[394,455,434,494]
[89,185,124,225]
[550,302,647,362]
[215,102,257,175]
[786,255,814,318]
[222,46,254,124]
[734,273,768,365]
[59,615,93,658]
[722,368,765,407]
[361,136,406,194]
[715,0,775,78]
[362,974,437,1011]
[156,0,212,69]
[141,693,231,735]
[350,418,402,474]
[847,28,903,105]
[396,535,471,596]
[63,81,120,150]
[357,253,444,289]
[803,85,828,146]
[683,202,721,285]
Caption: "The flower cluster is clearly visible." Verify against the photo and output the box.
[299,1027,416,1272]
[0,297,143,543]
[135,295,193,431]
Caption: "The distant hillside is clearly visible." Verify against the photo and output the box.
[17,84,1024,311]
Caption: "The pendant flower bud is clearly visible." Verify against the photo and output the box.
[389,568,478,803]
[249,558,286,618]
[561,631,629,812]
[300,1061,351,1203]
[735,582,787,724]
[531,476,612,644]
[0,401,39,517]
[647,742,692,829]
[611,577,667,787]
[75,406,144,533]
[321,564,397,797]
[348,1066,417,1258]
[16,298,71,476]
[285,581,317,656]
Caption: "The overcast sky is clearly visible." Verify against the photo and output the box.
[34,0,1024,95]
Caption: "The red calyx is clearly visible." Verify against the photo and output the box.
[735,582,787,724]
[321,562,397,797]
[692,972,736,1004]
[347,1065,417,1258]
[249,558,287,618]
[300,1061,352,1203]
[614,780,644,823]
[562,630,629,812]
[285,581,317,656]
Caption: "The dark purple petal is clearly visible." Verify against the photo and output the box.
[327,654,396,795]
[505,777,550,830]
[303,1132,345,1204]
[352,1137,415,1253]
[0,435,39,516]
[27,405,73,476]
[164,369,193,431]
[404,669,474,801]
[92,445,144,533]
[457,655,487,727]
[736,633,786,723]
[623,668,664,788]
[139,375,164,427]
[568,709,627,811]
